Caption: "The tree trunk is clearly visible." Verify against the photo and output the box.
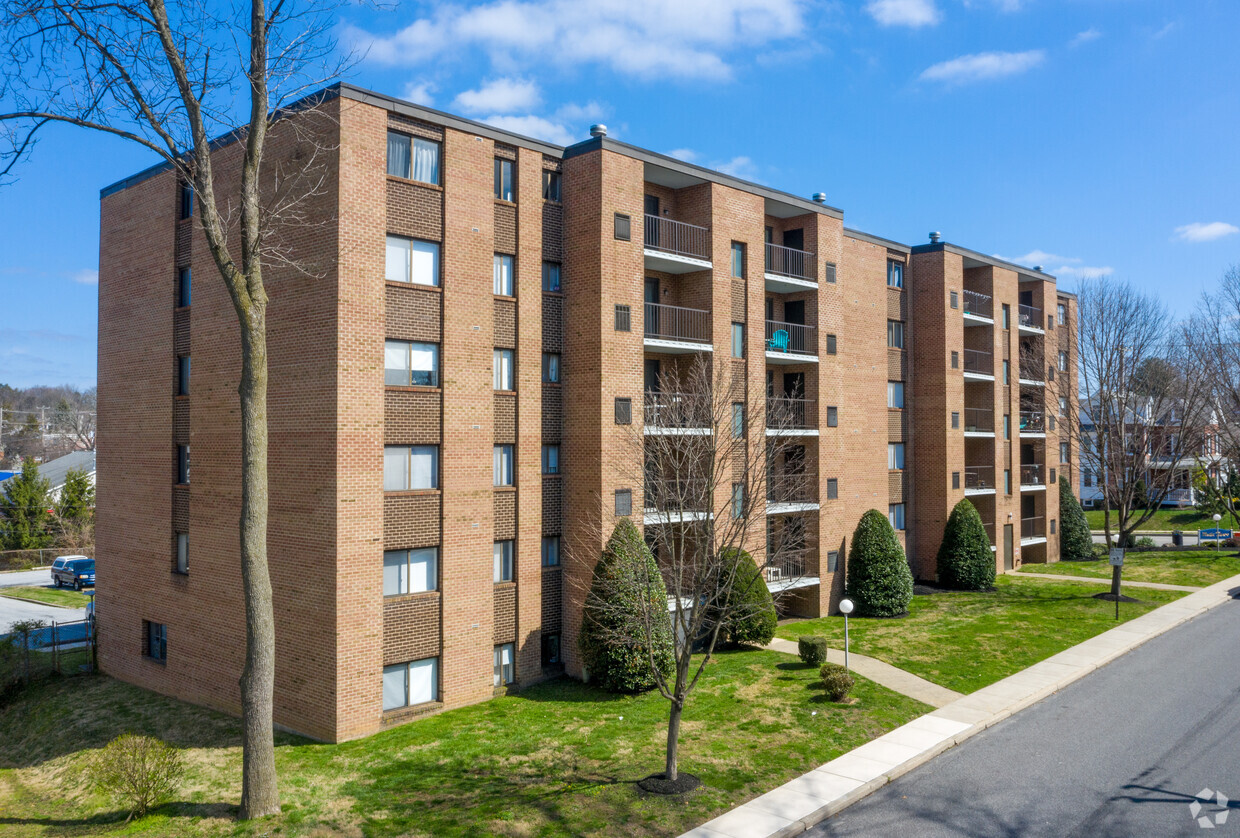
[236,310,280,819]
[664,697,683,781]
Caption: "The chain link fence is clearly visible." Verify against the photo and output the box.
[0,547,94,572]
[1,618,95,701]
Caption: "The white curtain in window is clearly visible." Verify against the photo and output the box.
[383,550,407,596]
[385,235,411,283]
[410,240,440,287]
[888,443,905,470]
[382,663,407,710]
[493,541,512,581]
[385,340,409,386]
[410,547,436,593]
[387,132,410,178]
[409,658,437,705]
[494,254,514,295]
[384,446,409,491]
[494,350,514,390]
[495,644,514,686]
[411,343,438,386]
[410,446,437,489]
[411,138,439,184]
[494,445,513,486]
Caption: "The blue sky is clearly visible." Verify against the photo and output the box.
[2,0,1237,389]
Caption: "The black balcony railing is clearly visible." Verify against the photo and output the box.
[1018,303,1042,329]
[765,319,817,356]
[644,302,710,344]
[1019,364,1045,383]
[764,551,807,582]
[963,289,993,318]
[643,392,710,429]
[964,407,993,433]
[764,242,817,281]
[643,478,710,514]
[1022,515,1045,539]
[644,214,710,261]
[964,466,995,491]
[1020,463,1044,486]
[767,397,816,430]
[963,348,993,376]
[767,472,816,505]
[1019,411,1045,432]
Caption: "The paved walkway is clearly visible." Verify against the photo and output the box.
[764,638,963,709]
[1008,570,1202,592]
[683,572,1240,838]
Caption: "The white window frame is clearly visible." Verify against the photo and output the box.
[494,444,514,486]
[493,253,515,296]
[384,445,439,491]
[386,235,440,286]
[494,349,515,391]
[888,503,905,530]
[494,540,514,582]
[887,260,904,288]
[887,381,904,409]
[383,547,438,596]
[888,442,905,470]
[383,657,438,710]
[385,339,439,387]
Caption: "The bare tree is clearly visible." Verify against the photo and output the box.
[1075,278,1211,592]
[578,354,802,784]
[1,0,347,817]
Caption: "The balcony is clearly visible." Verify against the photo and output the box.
[644,214,711,273]
[1019,410,1045,436]
[964,465,996,495]
[1021,515,1046,543]
[644,302,711,353]
[643,478,711,526]
[764,550,820,594]
[1018,364,1045,386]
[1020,463,1046,490]
[963,290,994,322]
[1018,304,1045,334]
[963,348,994,380]
[767,472,818,514]
[964,407,994,436]
[983,523,997,551]
[766,396,818,435]
[765,320,818,364]
[643,392,711,435]
[764,242,818,293]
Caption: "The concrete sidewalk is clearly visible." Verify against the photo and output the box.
[1008,570,1202,592]
[764,638,963,709]
[681,573,1240,838]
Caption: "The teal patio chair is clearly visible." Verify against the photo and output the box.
[768,329,790,353]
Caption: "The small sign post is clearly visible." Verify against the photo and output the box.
[1109,548,1124,620]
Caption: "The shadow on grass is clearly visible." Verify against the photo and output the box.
[510,674,633,704]
[0,801,235,830]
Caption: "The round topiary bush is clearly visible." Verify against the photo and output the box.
[798,636,828,666]
[1058,476,1094,561]
[845,509,913,617]
[936,498,995,591]
[718,547,777,647]
[580,518,675,693]
[819,663,854,702]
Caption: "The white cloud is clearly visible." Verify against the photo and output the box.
[716,156,757,180]
[995,250,1112,279]
[1069,28,1101,48]
[554,101,606,123]
[453,77,542,114]
[963,0,1023,11]
[477,114,579,146]
[347,0,806,82]
[1151,21,1178,39]
[666,149,699,162]
[1174,222,1239,243]
[865,0,940,27]
[919,49,1045,85]
[402,81,436,106]
[69,269,98,285]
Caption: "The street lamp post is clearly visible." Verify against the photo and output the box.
[839,598,854,673]
[1214,513,1223,553]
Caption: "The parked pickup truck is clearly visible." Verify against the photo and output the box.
[50,555,95,590]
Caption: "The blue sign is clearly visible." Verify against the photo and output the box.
[1199,528,1233,540]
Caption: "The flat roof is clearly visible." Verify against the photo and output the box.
[910,241,1058,281]
[844,227,911,254]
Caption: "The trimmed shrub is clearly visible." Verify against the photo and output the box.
[845,509,913,617]
[86,734,183,820]
[1059,476,1094,561]
[798,636,828,666]
[936,498,994,591]
[1135,536,1156,548]
[580,518,675,693]
[719,547,777,647]
[819,663,854,702]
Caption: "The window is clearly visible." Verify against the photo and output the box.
[887,320,904,349]
[542,262,561,292]
[494,445,514,486]
[887,260,904,288]
[1060,396,1068,416]
[177,267,191,307]
[827,406,838,427]
[386,236,440,286]
[825,263,837,284]
[1061,442,1070,463]
[1057,303,1066,325]
[1058,351,1068,372]
[827,478,838,500]
[494,157,514,201]
[1048,366,1056,382]
[887,382,904,409]
[731,242,745,279]
[494,540,513,582]
[615,489,632,516]
[1001,304,1010,329]
[950,290,958,309]
[1050,467,1057,483]
[615,304,631,331]
[542,169,561,201]
[384,445,438,491]
[1049,416,1056,431]
[614,213,631,241]
[541,353,561,383]
[826,334,837,355]
[951,411,959,429]
[1003,360,1010,384]
[827,551,839,572]
[493,349,515,390]
[1004,469,1012,494]
[731,483,745,517]
[1050,518,1057,535]
[888,503,905,530]
[888,443,905,470]
[731,323,744,358]
[144,620,167,661]
[176,355,190,396]
[542,632,561,666]
[1048,314,1054,330]
[494,643,515,686]
[384,548,438,596]
[176,445,190,484]
[1003,414,1010,439]
[615,397,632,424]
[385,340,439,387]
[383,658,437,710]
[541,536,560,567]
[179,182,193,220]
[174,533,188,574]
[542,445,560,475]
[1084,469,1094,488]
[951,351,959,369]
[386,132,440,184]
[493,254,515,296]
[732,403,745,437]
[952,471,960,490]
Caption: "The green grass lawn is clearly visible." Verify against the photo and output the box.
[775,576,1186,695]
[1084,508,1237,532]
[0,648,929,837]
[0,586,91,609]
[1017,550,1240,588]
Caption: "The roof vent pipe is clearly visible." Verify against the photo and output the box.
[929,231,942,243]
[812,192,827,204]
[589,124,607,138]
[1034,265,1043,272]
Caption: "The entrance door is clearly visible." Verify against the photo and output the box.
[1003,524,1014,571]
[644,359,661,393]
[644,278,659,337]
[784,299,806,352]
[783,372,805,399]
[783,228,804,251]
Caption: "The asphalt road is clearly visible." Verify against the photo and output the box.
[811,593,1240,838]
[0,568,54,588]
[0,568,88,631]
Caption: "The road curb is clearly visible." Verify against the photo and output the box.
[0,593,85,609]
[681,573,1240,838]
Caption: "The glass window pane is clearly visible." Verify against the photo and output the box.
[387,132,411,178]
[410,343,438,386]
[384,446,409,491]
[409,658,437,705]
[410,240,440,287]
[494,254,514,296]
[385,235,411,283]
[385,340,409,386]
[383,550,408,596]
[411,138,439,184]
[409,547,436,593]
[383,663,407,710]
[494,540,513,581]
[542,262,560,292]
[410,446,437,489]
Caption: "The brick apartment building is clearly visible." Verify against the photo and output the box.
[96,83,1079,742]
